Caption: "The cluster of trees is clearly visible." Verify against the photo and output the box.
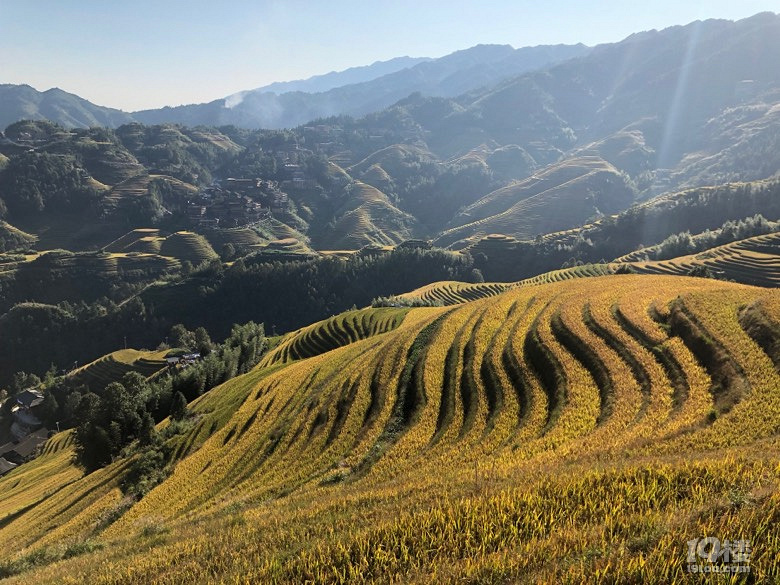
[371,296,443,308]
[0,248,478,385]
[62,321,265,472]
[146,247,481,337]
[633,214,780,261]
[0,151,100,219]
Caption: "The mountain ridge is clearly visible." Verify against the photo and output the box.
[0,42,589,130]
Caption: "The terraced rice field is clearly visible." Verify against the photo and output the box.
[399,280,512,305]
[0,251,179,311]
[202,227,265,252]
[104,229,162,253]
[324,181,415,249]
[250,237,317,262]
[435,157,630,247]
[67,349,169,392]
[107,229,222,263]
[2,275,779,583]
[627,232,780,287]
[261,307,409,366]
[158,231,219,264]
[102,174,196,209]
[517,263,616,286]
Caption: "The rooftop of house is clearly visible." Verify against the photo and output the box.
[0,457,17,476]
[15,388,44,409]
[6,428,50,459]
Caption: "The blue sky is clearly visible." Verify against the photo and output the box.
[1,0,777,111]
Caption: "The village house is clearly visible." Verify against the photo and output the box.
[1,428,50,465]
[11,388,44,438]
[15,389,43,409]
[166,352,202,367]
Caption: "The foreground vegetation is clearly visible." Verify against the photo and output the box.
[0,274,778,582]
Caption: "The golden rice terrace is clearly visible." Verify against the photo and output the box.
[1,275,779,583]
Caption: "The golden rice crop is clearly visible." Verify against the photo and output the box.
[3,274,779,584]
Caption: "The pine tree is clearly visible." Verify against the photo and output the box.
[170,391,188,421]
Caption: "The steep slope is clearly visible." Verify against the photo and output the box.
[2,275,779,583]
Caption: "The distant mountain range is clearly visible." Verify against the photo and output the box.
[0,43,588,130]
[242,55,432,96]
[0,84,134,130]
[3,13,780,254]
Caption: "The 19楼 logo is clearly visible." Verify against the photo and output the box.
[686,537,751,574]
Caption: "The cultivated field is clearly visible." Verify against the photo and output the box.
[1,275,779,583]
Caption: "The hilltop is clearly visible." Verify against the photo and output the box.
[0,85,134,130]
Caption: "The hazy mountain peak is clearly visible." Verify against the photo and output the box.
[245,55,432,96]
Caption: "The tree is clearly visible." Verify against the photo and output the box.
[11,371,41,394]
[62,392,82,424]
[170,391,188,421]
[38,390,59,425]
[138,412,158,447]
[74,422,114,471]
[221,243,236,261]
[170,324,195,351]
[193,327,213,356]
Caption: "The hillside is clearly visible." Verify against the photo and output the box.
[2,11,780,584]
[0,249,180,313]
[317,181,418,249]
[3,14,780,264]
[436,156,635,247]
[1,275,778,582]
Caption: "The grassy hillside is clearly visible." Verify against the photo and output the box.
[2,274,779,582]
